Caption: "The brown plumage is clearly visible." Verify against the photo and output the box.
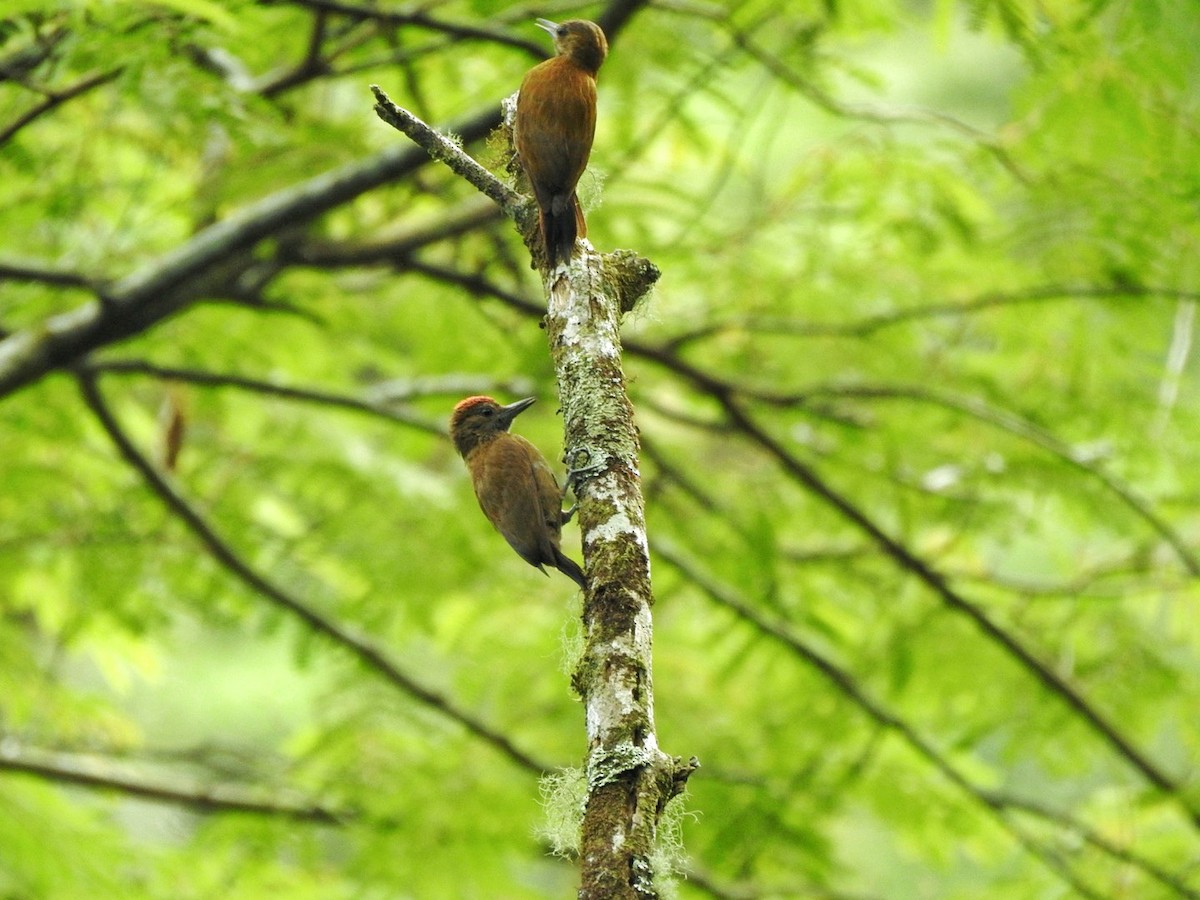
[450,395,586,589]
[514,18,608,268]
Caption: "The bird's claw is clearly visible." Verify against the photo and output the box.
[564,445,606,494]
[561,446,607,520]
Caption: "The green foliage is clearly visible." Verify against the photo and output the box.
[1,0,1199,896]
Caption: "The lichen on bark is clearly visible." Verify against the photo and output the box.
[368,86,694,899]
[542,251,696,899]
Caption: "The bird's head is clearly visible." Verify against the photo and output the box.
[450,395,536,457]
[537,19,607,74]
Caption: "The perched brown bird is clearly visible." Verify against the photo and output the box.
[450,395,586,589]
[515,18,608,268]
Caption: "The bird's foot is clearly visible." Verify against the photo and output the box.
[562,445,608,512]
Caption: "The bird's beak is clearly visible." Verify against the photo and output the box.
[536,18,559,36]
[497,397,536,429]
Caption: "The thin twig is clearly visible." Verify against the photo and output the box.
[731,25,1027,181]
[282,198,503,267]
[266,0,548,57]
[370,85,520,213]
[666,284,1200,346]
[717,395,1197,827]
[0,68,122,147]
[86,358,445,435]
[258,8,332,97]
[402,259,541,315]
[0,744,344,824]
[0,259,99,289]
[794,382,1200,577]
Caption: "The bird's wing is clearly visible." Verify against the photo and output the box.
[527,449,565,533]
[515,60,597,194]
[475,436,561,568]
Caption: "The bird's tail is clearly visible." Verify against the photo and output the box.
[553,547,587,591]
[541,193,586,268]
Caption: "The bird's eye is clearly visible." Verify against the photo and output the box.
[557,25,568,36]
[481,407,494,416]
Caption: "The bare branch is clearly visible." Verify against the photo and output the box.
[0,68,121,147]
[667,284,1200,347]
[88,358,533,434]
[283,198,504,267]
[257,8,332,97]
[536,244,683,898]
[796,382,1200,576]
[370,84,521,214]
[716,395,1198,828]
[0,259,99,290]
[87,358,443,435]
[0,24,70,82]
[594,0,655,39]
[840,284,1200,336]
[264,0,548,57]
[0,103,503,402]
[403,258,542,315]
[0,742,344,823]
[632,344,1200,578]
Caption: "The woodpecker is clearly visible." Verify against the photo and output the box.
[514,18,607,268]
[450,396,586,589]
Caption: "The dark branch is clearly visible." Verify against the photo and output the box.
[88,358,531,433]
[717,395,1197,827]
[282,199,503,267]
[0,68,122,147]
[87,358,444,435]
[264,0,548,57]
[0,259,100,290]
[403,259,542,315]
[0,744,343,823]
[0,103,503,403]
[257,8,332,97]
[667,284,1200,347]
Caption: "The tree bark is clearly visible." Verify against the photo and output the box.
[541,254,696,898]
[369,86,698,898]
